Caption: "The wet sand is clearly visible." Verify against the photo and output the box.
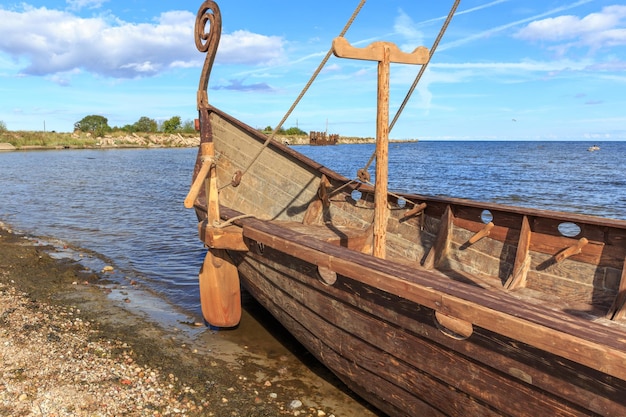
[0,225,381,416]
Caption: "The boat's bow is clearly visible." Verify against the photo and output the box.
[184,1,242,327]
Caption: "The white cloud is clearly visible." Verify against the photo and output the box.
[0,5,286,82]
[394,9,424,51]
[218,30,284,65]
[515,5,626,51]
[66,0,108,11]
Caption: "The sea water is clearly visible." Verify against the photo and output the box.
[1,141,625,314]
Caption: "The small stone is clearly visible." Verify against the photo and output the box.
[317,411,327,417]
[102,265,114,272]
[289,400,303,409]
[18,393,28,401]
[269,393,277,399]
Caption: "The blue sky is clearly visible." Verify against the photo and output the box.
[1,0,625,140]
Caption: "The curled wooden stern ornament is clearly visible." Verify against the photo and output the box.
[184,1,242,327]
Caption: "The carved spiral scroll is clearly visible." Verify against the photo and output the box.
[195,1,221,110]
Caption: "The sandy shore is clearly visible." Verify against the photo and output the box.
[0,225,380,417]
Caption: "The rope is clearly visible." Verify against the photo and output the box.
[358,0,461,182]
[215,214,256,228]
[239,0,367,178]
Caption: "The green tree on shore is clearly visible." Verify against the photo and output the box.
[161,116,182,134]
[0,120,7,133]
[74,115,111,137]
[181,119,196,133]
[285,127,306,136]
[133,116,158,133]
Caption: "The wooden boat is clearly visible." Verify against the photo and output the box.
[185,2,626,416]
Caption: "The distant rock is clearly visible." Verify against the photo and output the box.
[0,142,16,151]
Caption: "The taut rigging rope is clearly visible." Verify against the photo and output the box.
[236,0,367,179]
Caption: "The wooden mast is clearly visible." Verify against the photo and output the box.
[332,37,429,258]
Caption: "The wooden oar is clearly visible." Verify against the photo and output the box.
[199,248,241,327]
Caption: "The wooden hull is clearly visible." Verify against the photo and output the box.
[188,106,626,416]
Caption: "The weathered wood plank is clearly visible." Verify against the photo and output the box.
[240,265,446,417]
[241,256,511,417]
[238,217,626,380]
[241,250,605,416]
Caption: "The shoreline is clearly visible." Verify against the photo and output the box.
[0,132,418,151]
[0,224,379,416]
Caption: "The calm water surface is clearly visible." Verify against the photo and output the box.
[1,141,625,314]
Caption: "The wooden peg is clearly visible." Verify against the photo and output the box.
[402,202,427,219]
[468,222,494,245]
[184,142,214,208]
[554,237,588,263]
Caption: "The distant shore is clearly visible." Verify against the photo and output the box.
[0,130,417,150]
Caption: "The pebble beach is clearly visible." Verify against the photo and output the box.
[0,225,378,417]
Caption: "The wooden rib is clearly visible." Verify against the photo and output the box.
[423,205,453,269]
[302,176,330,226]
[505,215,532,290]
[607,256,626,320]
